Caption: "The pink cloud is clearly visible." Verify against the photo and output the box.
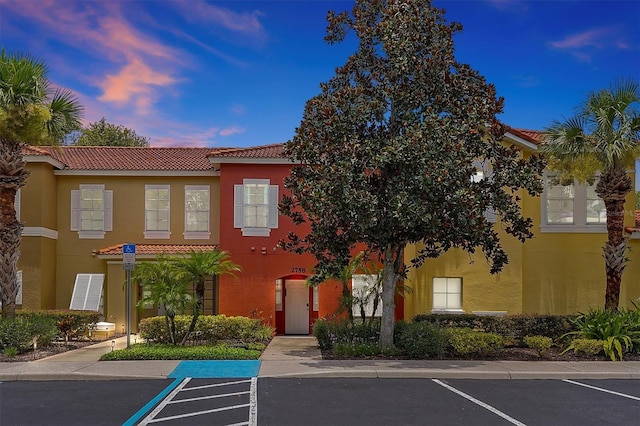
[219,126,246,136]
[98,58,177,114]
[549,28,609,49]
[151,127,222,148]
[174,0,265,38]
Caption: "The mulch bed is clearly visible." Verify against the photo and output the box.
[322,347,640,362]
[0,338,112,363]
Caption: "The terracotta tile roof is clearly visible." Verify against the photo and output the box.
[95,243,218,257]
[22,145,51,156]
[26,146,222,171]
[208,143,285,159]
[508,128,545,145]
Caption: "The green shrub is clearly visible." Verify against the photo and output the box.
[333,342,382,357]
[395,321,448,359]
[566,338,604,356]
[19,310,100,341]
[311,317,380,351]
[446,328,503,357]
[100,343,262,361]
[413,313,576,345]
[562,307,640,361]
[3,346,18,357]
[523,335,553,356]
[313,319,332,350]
[138,315,274,345]
[0,317,34,352]
[0,315,58,353]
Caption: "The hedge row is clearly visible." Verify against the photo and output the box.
[1,310,101,354]
[139,315,274,344]
[412,313,577,343]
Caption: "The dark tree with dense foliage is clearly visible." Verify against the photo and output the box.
[71,118,149,147]
[280,0,545,348]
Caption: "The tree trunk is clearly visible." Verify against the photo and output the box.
[181,279,204,345]
[597,168,632,311]
[378,243,405,349]
[0,138,28,319]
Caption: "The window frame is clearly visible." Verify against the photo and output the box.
[351,274,382,318]
[184,185,211,239]
[144,184,171,239]
[541,173,607,233]
[71,185,113,239]
[234,179,279,237]
[431,277,463,313]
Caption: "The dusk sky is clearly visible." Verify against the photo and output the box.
[1,0,639,155]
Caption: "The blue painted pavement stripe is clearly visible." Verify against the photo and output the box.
[169,360,261,378]
[122,377,183,426]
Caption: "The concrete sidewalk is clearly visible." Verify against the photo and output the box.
[1,336,639,381]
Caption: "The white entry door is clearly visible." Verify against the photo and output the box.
[285,280,309,334]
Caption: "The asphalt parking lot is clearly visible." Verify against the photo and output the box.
[1,378,638,425]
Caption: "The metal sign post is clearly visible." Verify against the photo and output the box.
[122,244,136,349]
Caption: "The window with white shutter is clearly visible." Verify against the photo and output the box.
[71,185,113,238]
[69,274,104,312]
[234,179,279,236]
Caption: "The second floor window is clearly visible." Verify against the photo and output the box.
[234,179,279,237]
[184,185,210,239]
[145,185,170,239]
[542,174,606,232]
[71,184,112,239]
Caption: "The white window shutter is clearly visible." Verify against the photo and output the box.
[70,274,104,311]
[15,189,21,222]
[16,270,22,305]
[234,184,244,228]
[104,190,113,231]
[268,184,279,229]
[70,190,80,231]
[484,207,497,223]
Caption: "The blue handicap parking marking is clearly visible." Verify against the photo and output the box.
[169,360,261,378]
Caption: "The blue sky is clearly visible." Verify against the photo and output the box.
[0,0,638,161]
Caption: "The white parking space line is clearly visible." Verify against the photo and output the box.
[138,378,192,426]
[182,379,252,392]
[146,403,251,423]
[249,377,258,426]
[168,390,249,404]
[563,379,640,401]
[432,379,527,426]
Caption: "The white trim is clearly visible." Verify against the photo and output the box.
[21,227,59,239]
[79,230,106,239]
[241,228,271,237]
[23,155,66,169]
[504,132,538,151]
[539,225,607,233]
[55,170,219,176]
[183,231,211,239]
[144,230,171,239]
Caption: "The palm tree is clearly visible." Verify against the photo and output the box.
[134,256,194,345]
[0,50,83,318]
[544,79,640,310]
[174,249,241,344]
